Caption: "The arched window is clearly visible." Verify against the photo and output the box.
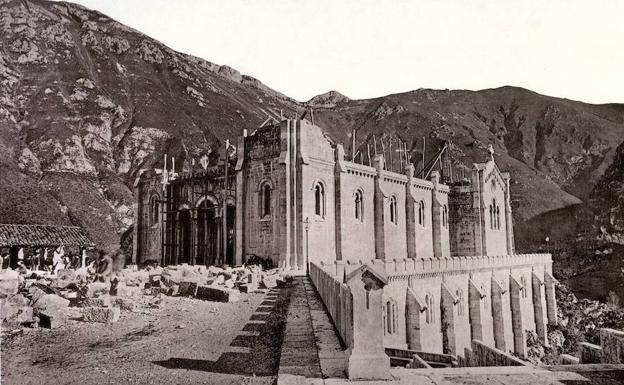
[149,196,159,226]
[442,205,448,228]
[456,289,464,316]
[314,182,325,218]
[389,196,398,225]
[259,182,272,218]
[492,198,500,230]
[354,190,364,222]
[385,299,398,334]
[418,200,425,226]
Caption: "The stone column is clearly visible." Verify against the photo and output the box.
[345,265,392,380]
[532,271,548,344]
[405,165,418,259]
[234,135,246,266]
[502,172,515,254]
[334,145,347,261]
[373,155,387,261]
[430,171,449,258]
[509,275,527,358]
[278,121,292,270]
[131,177,141,265]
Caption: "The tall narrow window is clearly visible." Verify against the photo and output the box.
[492,199,498,229]
[430,295,435,323]
[315,182,325,217]
[389,196,398,224]
[392,302,398,333]
[386,301,392,333]
[149,196,159,226]
[489,205,494,229]
[496,206,501,230]
[355,190,364,222]
[418,200,425,226]
[259,183,272,218]
[521,276,527,298]
[442,205,448,228]
[426,294,435,323]
[456,289,464,316]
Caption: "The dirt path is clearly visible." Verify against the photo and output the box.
[2,286,292,385]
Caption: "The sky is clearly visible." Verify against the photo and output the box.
[66,0,624,104]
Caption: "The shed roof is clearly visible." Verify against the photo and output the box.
[0,224,94,247]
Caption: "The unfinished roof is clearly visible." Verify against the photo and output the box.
[0,224,94,247]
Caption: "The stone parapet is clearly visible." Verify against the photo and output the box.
[325,253,552,278]
[308,262,353,349]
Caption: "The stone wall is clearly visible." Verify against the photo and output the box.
[334,160,376,262]
[325,253,554,359]
[464,340,528,367]
[600,328,624,364]
[308,261,353,349]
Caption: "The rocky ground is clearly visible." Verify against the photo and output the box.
[0,260,294,384]
[1,283,292,385]
[523,284,624,366]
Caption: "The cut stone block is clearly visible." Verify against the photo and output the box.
[239,282,258,293]
[149,274,161,286]
[223,279,234,288]
[0,269,19,296]
[37,310,68,329]
[83,296,111,308]
[261,275,278,289]
[86,282,110,298]
[7,294,29,307]
[116,285,141,298]
[56,269,76,281]
[112,297,136,311]
[83,306,120,323]
[32,294,69,314]
[195,285,240,303]
[179,280,199,296]
[2,304,33,326]
[166,284,180,296]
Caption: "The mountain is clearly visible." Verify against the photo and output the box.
[1,0,623,255]
[307,90,350,108]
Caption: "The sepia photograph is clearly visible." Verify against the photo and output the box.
[1,0,623,384]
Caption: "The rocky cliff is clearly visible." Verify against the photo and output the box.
[1,0,623,255]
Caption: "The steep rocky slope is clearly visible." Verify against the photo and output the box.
[0,0,299,249]
[1,0,623,254]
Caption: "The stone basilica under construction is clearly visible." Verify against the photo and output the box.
[133,118,557,360]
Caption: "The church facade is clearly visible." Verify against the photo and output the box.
[133,118,516,269]
[133,118,556,358]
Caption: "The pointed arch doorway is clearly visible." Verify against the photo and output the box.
[196,198,220,266]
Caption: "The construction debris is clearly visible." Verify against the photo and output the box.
[83,306,121,323]
[1,259,291,331]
